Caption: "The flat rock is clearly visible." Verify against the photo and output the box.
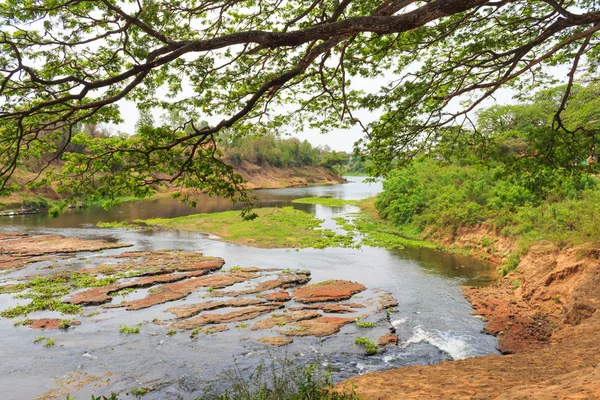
[293,280,366,303]
[88,251,224,276]
[203,325,230,334]
[28,318,81,330]
[263,290,291,302]
[378,334,398,346]
[258,336,293,347]
[68,270,209,306]
[172,304,283,330]
[117,271,258,311]
[250,310,320,330]
[211,271,310,297]
[277,316,354,337]
[166,298,266,319]
[0,235,129,257]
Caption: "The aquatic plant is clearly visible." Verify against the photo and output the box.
[355,337,378,356]
[119,324,141,334]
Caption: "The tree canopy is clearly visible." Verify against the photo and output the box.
[2,0,600,208]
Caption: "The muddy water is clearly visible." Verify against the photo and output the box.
[0,177,499,399]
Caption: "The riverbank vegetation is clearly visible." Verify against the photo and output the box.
[373,83,600,269]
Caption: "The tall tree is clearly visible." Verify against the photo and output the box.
[135,109,155,134]
[1,0,600,208]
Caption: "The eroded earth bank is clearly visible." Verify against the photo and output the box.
[338,241,600,399]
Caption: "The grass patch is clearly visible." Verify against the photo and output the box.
[292,197,359,207]
[0,272,119,318]
[97,221,141,229]
[355,319,375,328]
[142,207,354,249]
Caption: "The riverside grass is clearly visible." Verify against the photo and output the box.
[292,197,359,207]
[142,207,354,249]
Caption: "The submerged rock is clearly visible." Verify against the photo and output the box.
[258,336,293,347]
[293,280,366,303]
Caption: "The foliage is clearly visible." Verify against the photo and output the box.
[119,324,142,335]
[355,320,375,328]
[354,337,378,356]
[220,133,334,169]
[1,0,598,211]
[142,207,354,249]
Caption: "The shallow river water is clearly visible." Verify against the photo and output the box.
[0,177,499,399]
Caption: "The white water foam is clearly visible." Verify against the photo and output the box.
[402,326,472,360]
[391,318,408,329]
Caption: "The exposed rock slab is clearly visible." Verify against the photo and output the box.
[258,336,293,347]
[172,304,283,330]
[91,251,224,276]
[250,310,320,330]
[263,290,291,302]
[293,280,365,303]
[0,235,129,257]
[212,271,310,297]
[117,272,258,311]
[167,298,266,319]
[28,319,81,330]
[68,270,209,306]
[277,316,354,337]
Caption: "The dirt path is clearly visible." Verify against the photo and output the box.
[338,243,600,399]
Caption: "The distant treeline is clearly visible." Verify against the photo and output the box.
[217,132,367,174]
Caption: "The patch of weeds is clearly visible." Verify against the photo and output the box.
[119,323,141,334]
[129,387,149,397]
[111,288,137,297]
[386,307,397,314]
[190,328,201,339]
[277,321,287,326]
[554,296,562,304]
[355,337,378,355]
[510,279,521,290]
[502,252,520,276]
[13,318,32,327]
[59,320,71,330]
[355,320,375,328]
[34,335,46,344]
[228,266,242,271]
[44,338,55,348]
[235,323,248,329]
[166,329,176,336]
[198,357,361,400]
[207,287,214,293]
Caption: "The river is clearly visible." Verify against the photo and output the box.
[0,177,499,399]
